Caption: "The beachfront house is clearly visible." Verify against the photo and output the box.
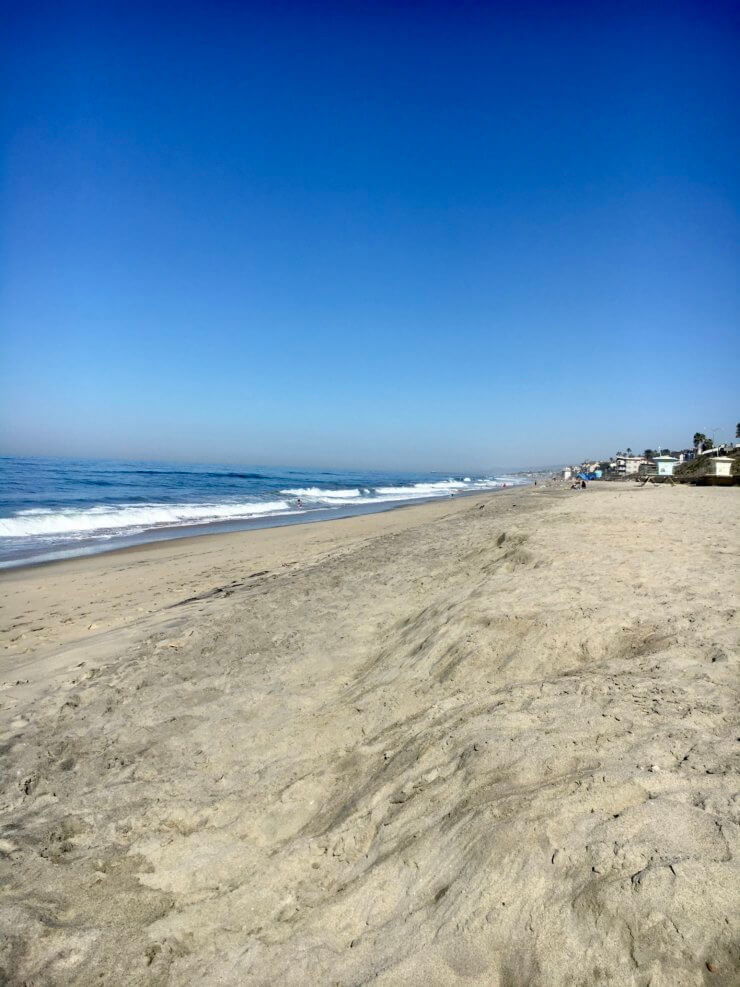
[654,455,678,477]
[614,455,646,475]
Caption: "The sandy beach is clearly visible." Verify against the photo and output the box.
[1,483,738,985]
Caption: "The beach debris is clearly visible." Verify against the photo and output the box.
[146,944,162,966]
[155,630,194,649]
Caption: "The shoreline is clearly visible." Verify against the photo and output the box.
[1,482,737,984]
[1,483,530,575]
[0,482,531,572]
[0,485,539,705]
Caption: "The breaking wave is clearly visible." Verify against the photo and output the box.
[0,500,293,538]
[276,477,524,507]
[281,487,364,499]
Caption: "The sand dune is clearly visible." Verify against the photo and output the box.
[1,485,738,985]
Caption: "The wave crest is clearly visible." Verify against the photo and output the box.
[0,500,293,538]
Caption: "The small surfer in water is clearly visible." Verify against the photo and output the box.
[296,498,303,508]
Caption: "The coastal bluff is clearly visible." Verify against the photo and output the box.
[1,485,738,985]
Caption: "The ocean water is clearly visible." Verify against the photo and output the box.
[0,457,527,568]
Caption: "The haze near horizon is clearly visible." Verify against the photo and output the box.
[1,1,738,470]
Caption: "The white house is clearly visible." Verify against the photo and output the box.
[614,455,646,475]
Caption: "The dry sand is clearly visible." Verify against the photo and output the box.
[1,484,738,985]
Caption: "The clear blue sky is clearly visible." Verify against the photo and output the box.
[1,1,738,470]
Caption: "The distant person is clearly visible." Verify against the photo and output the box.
[581,479,587,490]
[296,498,303,508]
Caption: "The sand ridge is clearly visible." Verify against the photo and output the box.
[0,485,738,984]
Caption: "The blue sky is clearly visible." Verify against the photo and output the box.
[1,1,738,470]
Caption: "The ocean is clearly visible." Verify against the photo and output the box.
[0,457,528,568]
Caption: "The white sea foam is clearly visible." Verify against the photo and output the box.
[314,480,509,506]
[316,492,443,505]
[375,480,462,495]
[281,487,362,499]
[0,500,293,538]
[281,476,521,508]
